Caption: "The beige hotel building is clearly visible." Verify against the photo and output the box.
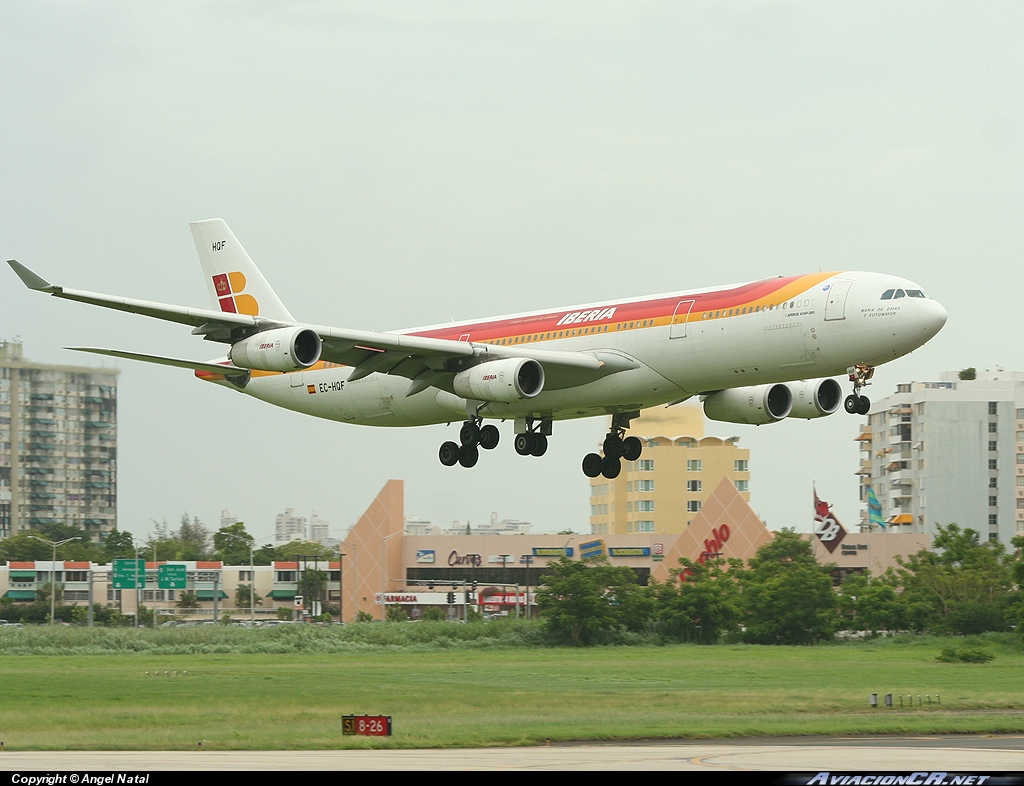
[589,406,750,535]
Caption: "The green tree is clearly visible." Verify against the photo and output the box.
[214,522,254,565]
[234,584,262,609]
[103,530,137,562]
[838,571,905,635]
[537,557,647,645]
[421,606,447,622]
[146,514,211,561]
[298,568,327,611]
[656,557,742,643]
[895,524,1014,634]
[739,529,838,645]
[385,604,408,622]
[176,590,198,609]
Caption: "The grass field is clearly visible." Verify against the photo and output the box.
[2,633,1024,750]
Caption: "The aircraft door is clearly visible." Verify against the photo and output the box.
[669,300,695,339]
[824,280,853,321]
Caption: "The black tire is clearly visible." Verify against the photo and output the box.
[601,456,621,479]
[844,394,860,414]
[459,422,480,447]
[479,424,500,450]
[582,453,603,478]
[439,441,460,466]
[621,436,642,462]
[530,434,548,457]
[603,435,623,459]
[514,433,532,456]
[458,444,479,468]
[856,395,871,415]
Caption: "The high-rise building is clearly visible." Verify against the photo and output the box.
[588,406,750,535]
[0,340,118,541]
[274,507,306,544]
[856,370,1024,547]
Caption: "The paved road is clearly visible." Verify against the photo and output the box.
[2,736,1023,770]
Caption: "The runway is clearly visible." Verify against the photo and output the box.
[3,736,1023,771]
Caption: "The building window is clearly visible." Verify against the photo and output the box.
[989,532,1000,542]
[687,480,702,493]
[238,570,252,581]
[636,500,655,512]
[989,422,998,433]
[989,402,998,415]
[638,460,655,472]
[276,571,296,582]
[989,459,998,470]
[990,477,999,489]
[1017,499,1024,510]
[735,480,749,492]
[64,571,88,582]
[687,500,702,512]
[989,514,998,528]
[635,520,654,532]
[990,496,998,507]
[989,441,998,452]
[734,460,749,472]
[687,460,702,472]
[636,479,655,492]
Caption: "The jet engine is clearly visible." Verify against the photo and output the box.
[453,358,545,403]
[702,383,792,425]
[229,327,322,372]
[786,378,843,419]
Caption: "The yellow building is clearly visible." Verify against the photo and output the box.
[588,406,750,535]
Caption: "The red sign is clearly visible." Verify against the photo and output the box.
[342,715,392,736]
[678,524,731,582]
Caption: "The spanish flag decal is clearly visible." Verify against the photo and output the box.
[307,384,316,394]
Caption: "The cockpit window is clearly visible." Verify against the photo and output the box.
[893,289,906,299]
[881,289,894,300]
[905,289,925,298]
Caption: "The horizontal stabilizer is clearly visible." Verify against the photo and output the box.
[65,347,248,376]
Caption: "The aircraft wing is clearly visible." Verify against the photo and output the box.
[9,259,637,393]
[65,347,249,376]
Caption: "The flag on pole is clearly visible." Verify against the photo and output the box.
[813,486,846,552]
[866,487,885,529]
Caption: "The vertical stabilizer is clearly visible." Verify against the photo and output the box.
[190,218,295,322]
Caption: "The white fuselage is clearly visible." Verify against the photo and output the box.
[207,270,946,427]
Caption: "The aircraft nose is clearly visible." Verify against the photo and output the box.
[919,297,947,337]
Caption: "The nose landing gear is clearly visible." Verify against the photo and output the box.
[844,364,875,416]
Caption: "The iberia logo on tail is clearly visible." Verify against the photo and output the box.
[212,272,260,315]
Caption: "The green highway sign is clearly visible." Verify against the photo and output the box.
[112,558,146,590]
[158,564,187,590]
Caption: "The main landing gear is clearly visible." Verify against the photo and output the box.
[843,363,875,416]
[582,413,643,479]
[438,417,500,468]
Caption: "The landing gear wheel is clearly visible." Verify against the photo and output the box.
[460,422,480,447]
[603,435,624,460]
[856,395,870,415]
[514,433,532,456]
[530,434,548,457]
[621,436,643,462]
[439,441,460,467]
[582,453,603,478]
[844,394,861,415]
[601,456,622,479]
[458,444,479,468]
[478,424,500,450]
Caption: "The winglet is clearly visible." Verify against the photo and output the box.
[7,260,58,292]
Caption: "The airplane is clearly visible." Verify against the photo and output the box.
[7,219,947,480]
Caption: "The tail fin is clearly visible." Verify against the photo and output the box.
[190,218,295,322]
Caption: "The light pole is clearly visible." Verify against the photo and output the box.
[338,540,356,624]
[28,535,79,625]
[220,531,270,626]
[380,532,401,621]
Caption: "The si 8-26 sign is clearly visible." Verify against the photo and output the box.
[342,715,392,736]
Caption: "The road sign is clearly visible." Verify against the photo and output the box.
[158,564,187,590]
[111,559,145,590]
[342,715,392,736]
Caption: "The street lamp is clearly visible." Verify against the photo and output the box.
[380,532,401,620]
[28,535,79,625]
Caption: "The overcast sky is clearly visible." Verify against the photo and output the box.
[2,2,1021,543]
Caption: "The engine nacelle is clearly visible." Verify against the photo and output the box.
[786,378,843,419]
[229,327,322,372]
[453,358,545,403]
[703,383,792,425]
